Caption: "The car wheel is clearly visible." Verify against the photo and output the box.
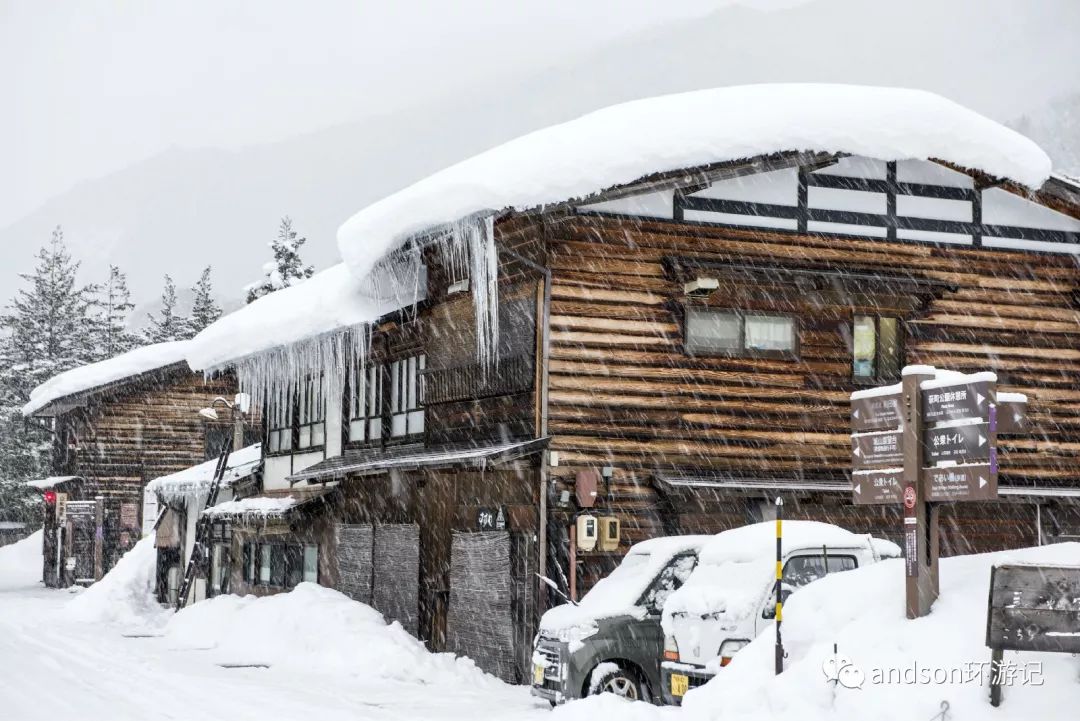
[590,667,646,702]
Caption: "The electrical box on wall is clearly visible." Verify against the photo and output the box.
[598,517,620,551]
[576,514,598,551]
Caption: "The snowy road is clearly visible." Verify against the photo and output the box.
[0,583,555,721]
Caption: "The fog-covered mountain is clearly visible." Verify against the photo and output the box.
[3,0,1077,306]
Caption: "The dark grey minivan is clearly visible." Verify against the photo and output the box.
[530,536,708,705]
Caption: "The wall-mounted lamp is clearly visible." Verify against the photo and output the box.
[684,276,719,297]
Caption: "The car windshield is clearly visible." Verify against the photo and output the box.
[578,552,652,608]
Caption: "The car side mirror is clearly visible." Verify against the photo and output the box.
[762,589,792,619]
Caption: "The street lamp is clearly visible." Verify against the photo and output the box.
[197,394,250,452]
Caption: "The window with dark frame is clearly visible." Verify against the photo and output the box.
[390,354,425,438]
[685,307,797,357]
[347,364,383,444]
[245,541,319,589]
[296,374,326,450]
[852,315,903,383]
[266,386,294,454]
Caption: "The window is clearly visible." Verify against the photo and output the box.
[266,386,293,454]
[639,553,698,613]
[390,354,425,438]
[853,315,903,382]
[243,542,257,584]
[783,554,857,590]
[296,374,326,450]
[303,544,319,583]
[685,308,796,357]
[348,364,383,444]
[259,544,272,584]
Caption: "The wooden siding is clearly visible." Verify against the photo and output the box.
[538,213,1080,574]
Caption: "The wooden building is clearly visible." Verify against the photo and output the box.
[23,342,246,586]
[191,87,1080,683]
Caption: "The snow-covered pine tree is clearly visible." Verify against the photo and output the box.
[187,265,222,336]
[0,226,98,501]
[94,265,139,359]
[142,274,189,343]
[245,216,315,303]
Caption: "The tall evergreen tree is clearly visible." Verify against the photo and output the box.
[187,265,222,336]
[143,274,188,343]
[245,216,314,303]
[95,265,138,358]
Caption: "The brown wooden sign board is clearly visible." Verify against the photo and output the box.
[851,430,904,469]
[923,461,997,502]
[852,469,904,505]
[995,401,1027,435]
[987,564,1080,653]
[851,393,902,432]
[923,422,990,464]
[921,381,992,423]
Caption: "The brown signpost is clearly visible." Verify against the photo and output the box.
[850,367,1027,619]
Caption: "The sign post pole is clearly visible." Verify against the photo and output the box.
[774,496,784,675]
[902,369,936,619]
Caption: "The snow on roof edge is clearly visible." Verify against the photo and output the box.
[23,341,191,417]
[337,84,1053,282]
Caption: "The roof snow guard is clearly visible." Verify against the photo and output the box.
[336,84,1052,283]
[23,341,191,417]
[287,437,550,484]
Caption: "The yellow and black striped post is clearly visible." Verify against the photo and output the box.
[774,496,784,675]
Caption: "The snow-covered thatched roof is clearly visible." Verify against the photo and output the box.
[23,341,190,416]
[336,84,1052,282]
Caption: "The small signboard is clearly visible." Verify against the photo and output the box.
[987,563,1080,653]
[921,381,991,423]
[923,423,991,463]
[65,501,95,519]
[120,503,138,529]
[851,430,904,469]
[477,506,507,531]
[996,400,1027,435]
[923,461,997,502]
[852,469,904,505]
[851,393,902,432]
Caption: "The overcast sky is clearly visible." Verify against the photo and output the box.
[1,0,817,227]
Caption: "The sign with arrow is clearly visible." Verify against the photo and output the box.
[851,393,902,432]
[923,460,997,502]
[851,430,904,469]
[852,468,904,505]
[921,381,992,424]
[923,423,991,464]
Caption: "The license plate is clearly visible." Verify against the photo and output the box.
[533,664,545,685]
[670,673,689,697]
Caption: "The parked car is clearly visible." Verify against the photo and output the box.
[530,535,711,705]
[659,521,900,704]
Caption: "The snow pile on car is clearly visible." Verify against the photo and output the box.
[64,535,170,628]
[662,521,889,630]
[337,84,1051,283]
[680,542,1080,721]
[541,535,710,633]
[163,582,505,688]
[23,341,189,416]
[0,529,41,590]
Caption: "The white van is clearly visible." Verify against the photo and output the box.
[659,521,899,703]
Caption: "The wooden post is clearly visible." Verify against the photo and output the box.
[93,495,105,582]
[568,521,577,603]
[989,646,1004,707]
[902,369,937,618]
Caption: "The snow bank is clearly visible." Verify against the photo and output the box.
[163,582,502,687]
[64,535,169,627]
[145,443,262,500]
[681,542,1080,721]
[338,84,1051,282]
[185,263,415,372]
[0,529,41,590]
[541,535,710,633]
[23,341,190,416]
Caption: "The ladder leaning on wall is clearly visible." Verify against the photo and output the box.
[175,440,232,611]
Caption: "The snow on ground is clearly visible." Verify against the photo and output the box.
[22,341,190,416]
[337,84,1052,282]
[64,535,171,629]
[682,542,1080,721]
[0,529,41,590]
[2,536,1078,720]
